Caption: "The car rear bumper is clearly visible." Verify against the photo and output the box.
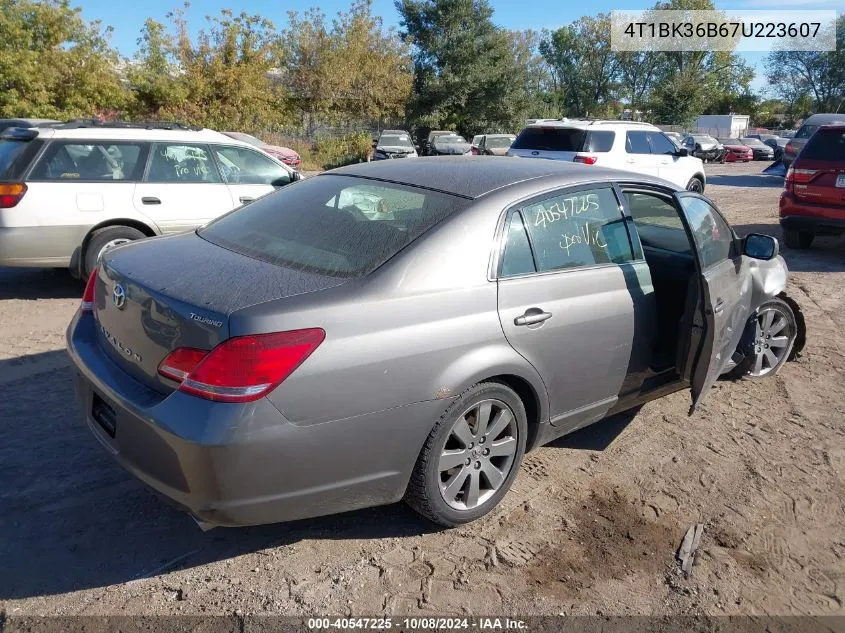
[0,225,87,267]
[66,311,443,527]
[780,193,845,235]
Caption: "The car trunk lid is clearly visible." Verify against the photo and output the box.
[93,231,347,394]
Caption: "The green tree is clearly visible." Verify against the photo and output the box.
[540,14,620,117]
[281,0,412,132]
[765,16,845,114]
[396,0,534,135]
[128,6,290,132]
[0,0,127,118]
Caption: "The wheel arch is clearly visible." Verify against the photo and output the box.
[485,373,546,452]
[73,219,161,277]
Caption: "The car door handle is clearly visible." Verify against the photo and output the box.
[626,158,636,163]
[514,309,552,326]
[713,299,725,315]
[239,196,255,204]
[141,197,161,205]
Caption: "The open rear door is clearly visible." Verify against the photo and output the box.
[673,192,752,414]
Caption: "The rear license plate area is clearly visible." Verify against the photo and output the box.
[92,392,117,437]
[836,174,845,188]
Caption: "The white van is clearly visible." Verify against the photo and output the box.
[0,121,300,276]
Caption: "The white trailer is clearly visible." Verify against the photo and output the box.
[695,114,750,138]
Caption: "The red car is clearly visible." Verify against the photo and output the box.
[779,124,845,249]
[221,131,302,169]
[717,138,753,162]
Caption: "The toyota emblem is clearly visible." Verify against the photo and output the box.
[112,284,126,309]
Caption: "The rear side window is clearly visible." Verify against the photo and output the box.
[626,131,651,154]
[147,144,221,183]
[520,186,634,272]
[800,129,845,161]
[0,139,40,179]
[199,175,470,278]
[583,131,615,152]
[511,127,586,152]
[31,142,145,181]
[500,211,536,277]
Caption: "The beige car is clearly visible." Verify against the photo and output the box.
[476,134,516,156]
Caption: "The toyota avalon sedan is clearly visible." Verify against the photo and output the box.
[67,158,805,529]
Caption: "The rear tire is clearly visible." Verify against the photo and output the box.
[405,381,527,527]
[783,229,813,250]
[686,177,704,193]
[84,226,146,276]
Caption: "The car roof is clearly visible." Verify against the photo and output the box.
[485,134,515,138]
[325,156,672,199]
[523,119,658,131]
[803,114,845,125]
[29,126,244,145]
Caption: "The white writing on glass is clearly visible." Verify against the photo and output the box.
[534,193,600,228]
[559,222,608,255]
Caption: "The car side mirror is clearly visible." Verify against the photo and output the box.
[675,147,689,157]
[743,233,778,260]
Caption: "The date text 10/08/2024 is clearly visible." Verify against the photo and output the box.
[307,617,528,630]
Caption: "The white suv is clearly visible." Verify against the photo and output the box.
[507,119,706,192]
[0,121,299,276]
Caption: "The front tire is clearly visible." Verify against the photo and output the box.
[84,226,146,276]
[783,229,813,250]
[405,382,527,527]
[732,297,798,379]
[686,177,704,193]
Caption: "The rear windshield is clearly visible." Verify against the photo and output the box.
[794,125,818,140]
[379,135,413,147]
[0,139,38,179]
[800,129,845,161]
[485,136,515,149]
[511,127,614,152]
[199,175,470,278]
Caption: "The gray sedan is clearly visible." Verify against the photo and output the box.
[67,158,805,528]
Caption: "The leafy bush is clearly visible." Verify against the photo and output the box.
[266,132,372,171]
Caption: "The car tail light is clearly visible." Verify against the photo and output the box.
[574,154,597,165]
[0,183,27,208]
[788,168,817,184]
[158,328,325,403]
[158,348,208,381]
[80,269,98,312]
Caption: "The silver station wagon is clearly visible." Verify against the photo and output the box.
[67,157,805,528]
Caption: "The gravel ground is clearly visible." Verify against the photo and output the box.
[1,160,844,618]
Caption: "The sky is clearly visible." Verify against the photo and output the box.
[80,0,843,95]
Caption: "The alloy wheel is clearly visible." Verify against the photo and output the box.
[438,399,518,511]
[748,305,796,377]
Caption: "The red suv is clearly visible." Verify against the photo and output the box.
[779,124,845,249]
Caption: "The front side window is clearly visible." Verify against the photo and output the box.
[626,131,651,154]
[647,132,677,155]
[200,174,469,278]
[30,142,144,181]
[213,146,292,186]
[146,144,220,183]
[520,186,633,272]
[676,195,734,269]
